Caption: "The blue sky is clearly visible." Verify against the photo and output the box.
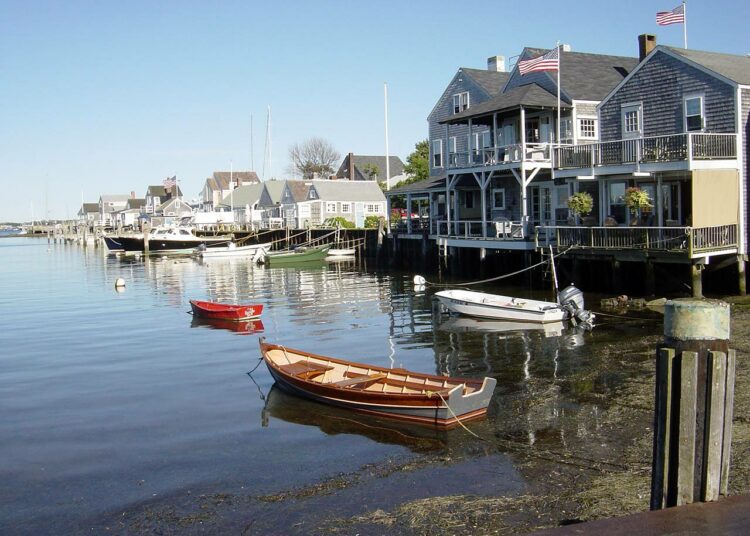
[1,0,748,221]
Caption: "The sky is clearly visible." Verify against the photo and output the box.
[1,0,748,222]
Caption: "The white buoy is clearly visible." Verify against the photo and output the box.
[115,278,126,289]
[413,275,426,286]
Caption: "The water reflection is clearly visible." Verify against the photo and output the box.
[190,316,265,335]
[260,385,450,453]
[437,317,565,338]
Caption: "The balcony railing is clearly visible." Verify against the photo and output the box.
[535,224,737,257]
[555,133,737,170]
[433,219,526,240]
[447,143,551,169]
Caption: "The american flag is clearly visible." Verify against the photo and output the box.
[656,4,685,25]
[163,176,176,189]
[518,47,559,76]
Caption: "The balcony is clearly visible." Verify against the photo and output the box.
[555,133,737,171]
[447,143,552,170]
[535,224,738,258]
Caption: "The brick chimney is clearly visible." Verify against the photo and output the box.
[639,34,657,62]
[348,152,354,180]
[131,191,135,198]
[487,55,506,72]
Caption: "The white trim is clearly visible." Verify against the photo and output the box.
[682,92,705,132]
[621,103,643,138]
[736,87,746,254]
[491,188,506,210]
[453,91,470,114]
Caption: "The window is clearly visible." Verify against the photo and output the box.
[309,189,317,199]
[341,203,351,214]
[432,139,443,168]
[559,117,573,143]
[684,95,704,132]
[492,188,506,210]
[365,204,381,214]
[448,136,457,166]
[326,202,338,213]
[578,118,597,139]
[453,92,469,114]
[153,196,161,206]
[621,103,642,138]
[463,191,474,209]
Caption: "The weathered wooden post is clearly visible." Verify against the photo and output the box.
[142,221,151,255]
[651,299,735,510]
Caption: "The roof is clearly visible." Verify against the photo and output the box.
[210,171,260,190]
[125,198,145,210]
[146,185,183,197]
[442,48,637,123]
[286,181,311,203]
[337,155,405,179]
[386,175,446,196]
[443,83,568,123]
[100,194,131,203]
[309,180,386,202]
[261,180,287,204]
[664,46,750,85]
[218,183,265,207]
[82,203,99,213]
[461,67,511,96]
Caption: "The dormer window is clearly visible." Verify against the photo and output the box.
[453,92,469,114]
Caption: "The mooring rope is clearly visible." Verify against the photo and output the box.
[416,246,577,288]
[433,391,484,440]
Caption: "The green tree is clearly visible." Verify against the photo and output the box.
[361,163,380,180]
[401,139,429,184]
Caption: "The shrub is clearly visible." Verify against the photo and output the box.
[322,216,355,229]
[567,192,593,217]
[624,187,653,215]
[364,216,384,229]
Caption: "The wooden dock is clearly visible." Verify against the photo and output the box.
[531,494,750,535]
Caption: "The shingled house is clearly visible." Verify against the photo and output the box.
[336,153,407,187]
[200,171,260,211]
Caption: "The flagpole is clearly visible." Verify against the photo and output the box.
[682,1,688,49]
[556,41,561,149]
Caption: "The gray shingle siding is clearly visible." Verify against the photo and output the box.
[742,88,750,253]
[600,50,735,141]
[428,71,493,177]
[576,102,597,116]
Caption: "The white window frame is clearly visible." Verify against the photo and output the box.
[341,202,351,214]
[432,139,443,168]
[453,92,469,114]
[448,136,457,166]
[621,102,643,139]
[683,93,704,132]
[492,188,506,210]
[326,202,337,213]
[365,204,381,214]
[578,117,597,139]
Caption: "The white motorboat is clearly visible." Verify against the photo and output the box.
[434,284,594,326]
[438,316,565,337]
[195,241,272,260]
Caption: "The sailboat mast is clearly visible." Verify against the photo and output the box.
[384,82,391,191]
[250,114,255,172]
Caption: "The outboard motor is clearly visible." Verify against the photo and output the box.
[557,284,596,329]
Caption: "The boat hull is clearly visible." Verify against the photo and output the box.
[266,244,331,265]
[197,242,271,258]
[435,290,565,323]
[259,340,495,428]
[190,300,263,321]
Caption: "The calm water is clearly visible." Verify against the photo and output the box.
[0,237,662,534]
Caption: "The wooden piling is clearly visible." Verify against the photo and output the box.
[738,256,746,296]
[650,299,734,510]
[691,263,703,298]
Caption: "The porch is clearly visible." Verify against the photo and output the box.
[534,223,739,260]
[555,132,738,175]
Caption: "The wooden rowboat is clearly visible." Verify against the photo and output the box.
[265,244,331,265]
[259,339,496,428]
[190,299,263,321]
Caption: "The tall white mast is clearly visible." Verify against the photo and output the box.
[250,114,255,172]
[683,1,688,49]
[384,82,391,191]
[230,160,234,214]
[262,105,272,180]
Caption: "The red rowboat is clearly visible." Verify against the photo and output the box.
[190,299,263,321]
[259,338,496,428]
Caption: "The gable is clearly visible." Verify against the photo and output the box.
[427,69,493,122]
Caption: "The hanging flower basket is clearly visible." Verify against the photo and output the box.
[624,187,653,215]
[567,192,593,218]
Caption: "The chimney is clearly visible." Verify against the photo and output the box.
[348,152,354,180]
[638,34,657,62]
[487,55,506,72]
[131,191,135,198]
[561,44,572,52]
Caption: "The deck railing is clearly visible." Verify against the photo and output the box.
[555,133,737,170]
[447,143,551,169]
[433,219,526,240]
[535,224,737,256]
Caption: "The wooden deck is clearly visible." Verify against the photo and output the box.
[530,495,750,535]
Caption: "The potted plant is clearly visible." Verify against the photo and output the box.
[624,187,653,224]
[567,192,594,225]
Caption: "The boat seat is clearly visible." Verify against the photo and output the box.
[333,373,387,388]
[278,361,334,380]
